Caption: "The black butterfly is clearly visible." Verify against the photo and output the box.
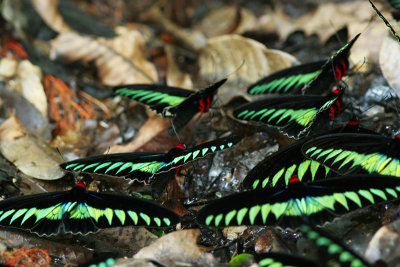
[302,133,400,177]
[233,87,344,139]
[243,118,376,190]
[61,135,240,185]
[298,224,372,267]
[114,79,227,134]
[0,182,180,236]
[197,175,400,229]
[247,34,360,95]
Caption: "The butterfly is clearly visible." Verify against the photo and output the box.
[61,135,241,185]
[114,79,227,134]
[302,133,400,177]
[247,34,360,95]
[0,182,180,236]
[369,0,400,42]
[197,174,400,229]
[233,87,344,139]
[298,224,372,267]
[243,117,376,190]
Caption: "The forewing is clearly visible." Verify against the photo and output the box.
[247,61,324,95]
[299,224,372,267]
[302,133,400,176]
[60,152,170,183]
[243,138,331,190]
[113,84,192,113]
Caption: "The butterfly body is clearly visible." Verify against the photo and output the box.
[0,182,180,236]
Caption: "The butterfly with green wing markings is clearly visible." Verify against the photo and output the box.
[302,133,400,177]
[247,34,360,95]
[61,135,241,186]
[0,182,180,236]
[197,175,400,229]
[369,0,400,42]
[233,87,344,139]
[298,224,373,267]
[114,79,227,134]
[243,117,376,190]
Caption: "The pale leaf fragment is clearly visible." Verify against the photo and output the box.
[0,117,64,180]
[199,34,297,101]
[31,0,73,33]
[380,35,400,96]
[134,229,217,266]
[51,28,158,86]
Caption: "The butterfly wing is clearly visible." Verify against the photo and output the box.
[0,186,180,235]
[60,152,171,184]
[247,61,325,95]
[299,224,372,267]
[233,88,344,139]
[198,175,400,229]
[113,84,192,114]
[163,79,226,133]
[243,138,331,190]
[302,133,400,176]
[302,33,360,94]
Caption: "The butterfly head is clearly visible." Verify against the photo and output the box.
[289,175,300,184]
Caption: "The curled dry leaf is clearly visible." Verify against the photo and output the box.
[31,0,72,33]
[134,229,217,266]
[196,5,257,37]
[379,34,400,97]
[199,34,297,102]
[108,115,170,153]
[51,27,158,86]
[0,117,64,180]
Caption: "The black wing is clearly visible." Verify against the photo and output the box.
[233,88,344,139]
[0,185,179,236]
[302,133,400,176]
[198,175,400,229]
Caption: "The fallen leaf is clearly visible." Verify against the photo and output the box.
[196,5,257,37]
[0,117,64,180]
[134,229,217,266]
[379,34,400,97]
[0,58,17,78]
[199,34,297,102]
[51,27,158,86]
[108,115,170,153]
[31,0,72,33]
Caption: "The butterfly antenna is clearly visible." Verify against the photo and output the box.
[55,147,66,163]
[169,119,183,144]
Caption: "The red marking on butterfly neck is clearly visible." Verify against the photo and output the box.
[347,117,359,126]
[331,87,342,94]
[396,134,400,140]
[76,181,86,189]
[329,100,341,118]
[175,166,182,174]
[176,144,186,150]
[198,96,212,113]
[289,175,300,184]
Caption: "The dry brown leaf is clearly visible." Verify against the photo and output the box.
[31,0,72,33]
[134,229,217,266]
[108,115,170,153]
[196,5,257,37]
[51,28,158,86]
[0,117,64,180]
[199,34,297,102]
[165,46,193,88]
[380,35,400,96]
